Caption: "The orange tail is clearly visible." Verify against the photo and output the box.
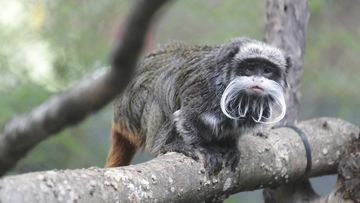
[106,121,142,167]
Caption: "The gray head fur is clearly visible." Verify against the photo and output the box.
[234,39,287,71]
[218,37,288,124]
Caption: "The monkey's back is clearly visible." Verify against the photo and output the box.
[113,42,216,152]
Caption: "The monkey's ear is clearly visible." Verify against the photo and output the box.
[217,37,252,60]
[285,56,292,73]
[227,46,240,59]
[281,56,291,89]
[217,43,239,61]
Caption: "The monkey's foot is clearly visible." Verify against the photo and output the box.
[197,143,224,175]
[223,146,240,171]
[159,142,199,161]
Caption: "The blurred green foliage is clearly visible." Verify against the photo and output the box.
[0,0,359,202]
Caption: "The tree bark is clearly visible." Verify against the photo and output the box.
[316,135,360,203]
[0,117,358,203]
[264,0,309,124]
[0,0,171,177]
[263,0,312,202]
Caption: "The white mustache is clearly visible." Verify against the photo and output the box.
[220,76,286,124]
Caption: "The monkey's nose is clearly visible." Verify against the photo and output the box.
[252,77,264,83]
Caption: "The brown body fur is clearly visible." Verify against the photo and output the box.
[106,122,142,167]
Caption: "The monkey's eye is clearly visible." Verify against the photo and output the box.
[244,67,252,73]
[264,67,273,74]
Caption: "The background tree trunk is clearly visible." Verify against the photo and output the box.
[264,0,360,202]
[263,0,316,202]
[264,0,309,124]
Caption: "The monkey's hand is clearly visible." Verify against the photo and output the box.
[159,140,199,161]
[160,141,224,175]
[159,139,239,175]
[222,144,240,171]
[197,143,224,175]
[197,142,240,175]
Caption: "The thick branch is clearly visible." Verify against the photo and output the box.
[0,118,358,203]
[0,0,170,176]
[317,135,360,203]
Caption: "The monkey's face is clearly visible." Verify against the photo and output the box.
[220,57,287,124]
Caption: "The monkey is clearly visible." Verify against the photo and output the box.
[106,37,290,175]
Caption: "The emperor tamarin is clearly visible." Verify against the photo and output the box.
[106,37,290,174]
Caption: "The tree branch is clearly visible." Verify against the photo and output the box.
[0,117,358,203]
[0,0,171,177]
[316,134,360,202]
